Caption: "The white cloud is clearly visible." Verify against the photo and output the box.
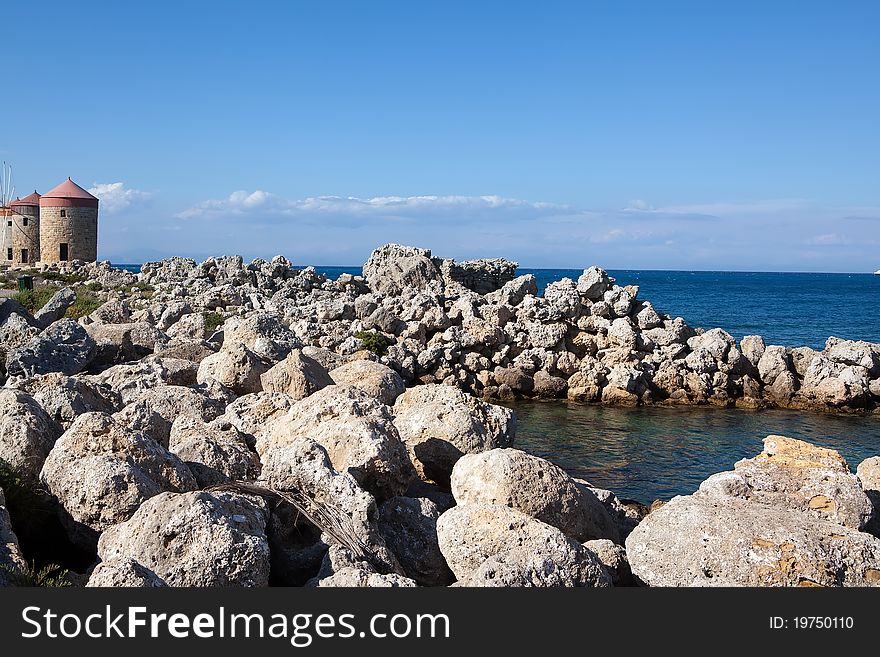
[177,192,569,220]
[88,182,152,214]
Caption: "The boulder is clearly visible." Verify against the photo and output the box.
[88,356,199,405]
[362,244,442,296]
[259,349,334,400]
[436,503,611,587]
[85,322,166,367]
[222,312,302,363]
[113,385,226,448]
[97,490,270,587]
[259,385,414,501]
[40,412,197,549]
[0,486,28,586]
[626,437,880,587]
[857,457,880,537]
[301,346,350,372]
[197,342,271,395]
[86,557,167,587]
[378,496,453,586]
[12,373,118,428]
[757,346,791,385]
[625,493,880,587]
[576,266,611,301]
[220,391,295,442]
[330,360,406,405]
[88,299,133,325]
[393,384,516,486]
[450,449,620,543]
[168,416,261,487]
[259,438,401,574]
[0,309,39,352]
[583,539,633,586]
[489,274,537,307]
[6,319,96,377]
[33,287,76,329]
[152,337,216,363]
[0,388,62,482]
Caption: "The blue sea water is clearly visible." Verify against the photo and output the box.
[116,261,880,500]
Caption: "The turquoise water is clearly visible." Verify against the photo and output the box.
[508,401,880,504]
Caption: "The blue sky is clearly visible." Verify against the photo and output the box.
[4,1,879,270]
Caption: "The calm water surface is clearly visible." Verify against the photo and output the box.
[508,401,880,504]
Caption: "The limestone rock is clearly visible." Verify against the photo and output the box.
[12,373,118,428]
[576,267,611,301]
[168,416,261,487]
[221,391,295,442]
[0,486,27,586]
[450,448,620,543]
[362,244,442,296]
[6,319,96,377]
[197,342,271,395]
[113,385,225,448]
[583,539,633,586]
[625,493,880,587]
[757,346,791,385]
[86,557,167,587]
[33,287,76,329]
[260,385,414,501]
[222,312,302,363]
[626,437,880,587]
[259,438,401,574]
[858,456,880,536]
[97,490,270,587]
[0,388,63,483]
[331,360,406,405]
[88,356,199,405]
[259,349,334,400]
[40,412,197,549]
[85,322,166,367]
[436,502,611,587]
[393,384,516,486]
[378,496,453,586]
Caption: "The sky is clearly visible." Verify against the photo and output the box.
[3,1,879,270]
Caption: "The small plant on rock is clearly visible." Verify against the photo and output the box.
[354,330,387,356]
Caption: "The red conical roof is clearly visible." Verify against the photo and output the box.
[40,177,98,209]
[11,191,40,207]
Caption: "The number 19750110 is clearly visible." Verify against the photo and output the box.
[770,617,854,630]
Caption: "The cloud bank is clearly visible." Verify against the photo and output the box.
[99,188,880,272]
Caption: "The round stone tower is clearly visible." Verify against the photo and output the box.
[39,178,98,264]
[7,191,41,265]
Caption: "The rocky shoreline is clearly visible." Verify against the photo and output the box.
[0,243,878,587]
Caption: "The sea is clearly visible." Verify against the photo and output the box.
[117,263,880,502]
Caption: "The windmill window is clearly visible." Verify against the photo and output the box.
[6,221,10,227]
[6,248,11,260]
[23,217,28,226]
[60,209,66,218]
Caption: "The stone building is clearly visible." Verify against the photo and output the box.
[0,177,99,268]
[38,178,99,264]
[0,191,42,266]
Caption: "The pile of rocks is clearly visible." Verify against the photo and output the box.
[0,242,878,587]
[6,243,877,412]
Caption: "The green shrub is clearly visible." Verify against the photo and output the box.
[0,562,72,587]
[40,271,84,284]
[354,330,387,356]
[64,292,102,319]
[12,286,56,313]
[84,281,103,292]
[204,311,225,333]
